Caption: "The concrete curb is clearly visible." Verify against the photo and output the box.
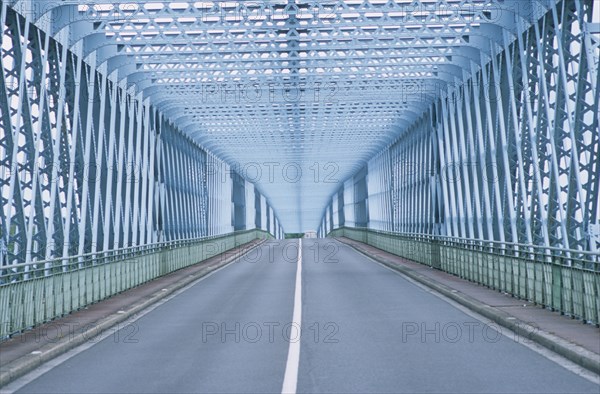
[0,239,267,387]
[336,237,600,376]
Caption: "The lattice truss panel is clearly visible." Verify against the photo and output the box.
[321,0,599,255]
[3,0,550,233]
[0,4,283,267]
[389,110,439,235]
[1,0,597,254]
[367,149,393,231]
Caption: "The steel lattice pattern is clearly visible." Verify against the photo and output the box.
[1,0,599,268]
[319,0,599,260]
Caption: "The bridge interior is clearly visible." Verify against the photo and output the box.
[1,0,599,254]
[0,0,599,392]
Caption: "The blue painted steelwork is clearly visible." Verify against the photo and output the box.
[319,1,599,263]
[0,1,285,269]
[0,0,598,267]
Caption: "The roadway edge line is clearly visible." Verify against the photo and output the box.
[0,239,269,389]
[281,238,302,394]
[333,237,600,377]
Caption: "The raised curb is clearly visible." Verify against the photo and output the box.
[335,237,600,376]
[0,239,267,388]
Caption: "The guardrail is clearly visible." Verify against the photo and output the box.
[328,227,600,326]
[0,229,271,339]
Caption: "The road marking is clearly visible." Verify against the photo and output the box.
[1,242,268,394]
[282,239,302,394]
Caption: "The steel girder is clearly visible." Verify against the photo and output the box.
[321,0,599,262]
[2,0,558,233]
[2,0,597,262]
[0,3,283,268]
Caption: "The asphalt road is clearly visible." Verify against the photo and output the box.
[13,239,600,393]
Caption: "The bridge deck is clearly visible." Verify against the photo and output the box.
[3,240,598,393]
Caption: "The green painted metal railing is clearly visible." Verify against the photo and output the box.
[329,227,600,326]
[0,230,271,339]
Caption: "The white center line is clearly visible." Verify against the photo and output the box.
[282,239,302,394]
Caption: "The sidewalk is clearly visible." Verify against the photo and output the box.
[0,239,265,387]
[336,236,600,375]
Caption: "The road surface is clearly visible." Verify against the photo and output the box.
[12,239,599,393]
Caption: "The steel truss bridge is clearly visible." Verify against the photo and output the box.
[0,0,599,356]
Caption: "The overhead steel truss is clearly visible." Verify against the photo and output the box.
[320,0,599,259]
[3,0,568,234]
[1,0,598,267]
[0,2,286,268]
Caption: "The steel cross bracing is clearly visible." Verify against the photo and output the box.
[2,0,553,234]
[0,2,286,269]
[318,0,599,261]
[1,0,598,268]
